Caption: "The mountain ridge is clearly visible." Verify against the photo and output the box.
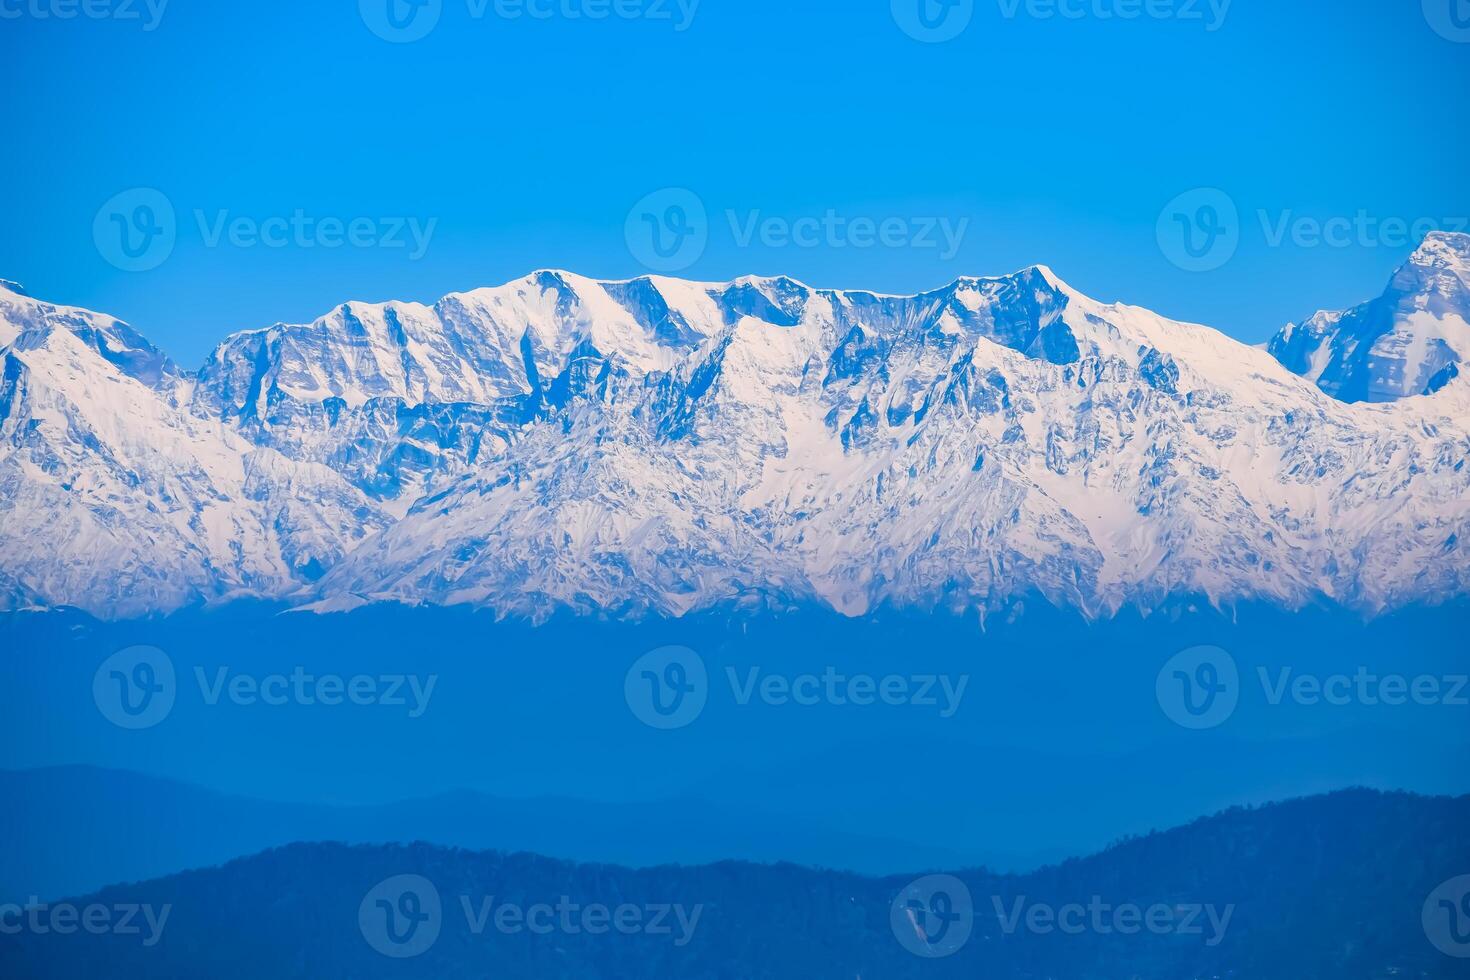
[1269,231,1470,402]
[2,241,1467,620]
[2,787,1465,979]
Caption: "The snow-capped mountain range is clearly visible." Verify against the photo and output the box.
[1268,231,1469,402]
[2,234,1467,620]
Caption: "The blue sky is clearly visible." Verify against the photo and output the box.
[3,0,1468,365]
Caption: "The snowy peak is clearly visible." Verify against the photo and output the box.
[0,302,387,617]
[1409,228,1470,268]
[0,282,178,389]
[1389,231,1470,313]
[933,266,1077,362]
[190,264,1094,431]
[1269,232,1470,402]
[2,255,1468,621]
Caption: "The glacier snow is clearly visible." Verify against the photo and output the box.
[1,234,1467,620]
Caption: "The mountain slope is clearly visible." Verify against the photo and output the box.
[1,789,1465,979]
[0,286,389,616]
[1,251,1468,620]
[313,267,1470,620]
[1269,231,1470,402]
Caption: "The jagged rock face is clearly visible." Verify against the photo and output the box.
[1,256,1467,621]
[1268,231,1470,403]
[0,292,389,617]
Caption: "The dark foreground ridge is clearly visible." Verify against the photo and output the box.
[1,789,1467,978]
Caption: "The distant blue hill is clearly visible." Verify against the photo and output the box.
[1,600,1467,900]
[0,766,977,904]
[2,789,1466,978]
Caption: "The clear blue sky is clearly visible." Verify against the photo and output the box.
[3,0,1468,365]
